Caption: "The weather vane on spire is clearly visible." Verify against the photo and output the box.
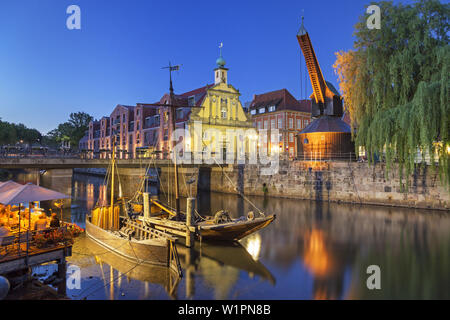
[162,61,181,95]
[216,42,226,68]
[219,42,223,57]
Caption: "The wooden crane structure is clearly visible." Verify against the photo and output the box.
[296,17,343,118]
[296,17,354,160]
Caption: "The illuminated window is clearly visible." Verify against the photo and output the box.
[176,109,183,120]
[221,106,227,119]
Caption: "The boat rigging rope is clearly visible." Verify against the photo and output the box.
[94,162,111,209]
[128,138,159,204]
[114,161,123,198]
[153,157,167,198]
[180,162,192,198]
[200,140,265,215]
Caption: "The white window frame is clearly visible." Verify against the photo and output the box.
[271,119,276,129]
[221,106,227,119]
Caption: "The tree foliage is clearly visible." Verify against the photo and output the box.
[334,0,450,188]
[45,112,92,148]
[0,118,42,145]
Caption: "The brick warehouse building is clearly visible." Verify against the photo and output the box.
[248,89,311,158]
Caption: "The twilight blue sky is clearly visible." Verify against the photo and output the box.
[0,0,388,133]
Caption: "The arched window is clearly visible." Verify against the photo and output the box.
[221,106,227,119]
[221,98,227,119]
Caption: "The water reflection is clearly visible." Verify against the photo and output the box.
[9,171,450,299]
[244,233,262,261]
[303,230,332,277]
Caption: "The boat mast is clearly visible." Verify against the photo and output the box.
[167,62,181,219]
[140,62,203,219]
[110,135,116,228]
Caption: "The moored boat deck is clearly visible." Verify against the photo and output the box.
[140,214,276,242]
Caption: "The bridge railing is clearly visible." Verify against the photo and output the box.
[0,152,82,159]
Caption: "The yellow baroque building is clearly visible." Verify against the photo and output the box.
[186,57,254,161]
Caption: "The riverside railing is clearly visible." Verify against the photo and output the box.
[0,224,73,262]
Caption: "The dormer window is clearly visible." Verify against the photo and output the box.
[268,105,276,112]
[250,110,256,115]
[188,96,195,106]
[258,108,265,114]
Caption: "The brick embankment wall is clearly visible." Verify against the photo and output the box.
[198,161,449,210]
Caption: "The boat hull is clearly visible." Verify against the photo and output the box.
[85,218,170,268]
[198,215,276,241]
[144,215,275,242]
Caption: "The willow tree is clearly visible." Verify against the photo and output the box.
[334,0,449,188]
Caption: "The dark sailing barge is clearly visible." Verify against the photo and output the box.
[85,137,182,277]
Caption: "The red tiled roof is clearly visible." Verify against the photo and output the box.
[250,89,311,113]
[179,84,213,98]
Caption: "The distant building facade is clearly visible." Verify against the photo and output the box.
[248,89,311,158]
[82,54,253,160]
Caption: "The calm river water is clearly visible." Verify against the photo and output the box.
[11,171,450,299]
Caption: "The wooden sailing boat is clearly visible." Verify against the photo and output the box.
[130,63,275,242]
[85,136,182,276]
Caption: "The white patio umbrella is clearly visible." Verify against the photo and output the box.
[0,180,22,193]
[0,181,23,225]
[0,183,69,205]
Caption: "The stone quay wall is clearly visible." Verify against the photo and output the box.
[198,161,449,210]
